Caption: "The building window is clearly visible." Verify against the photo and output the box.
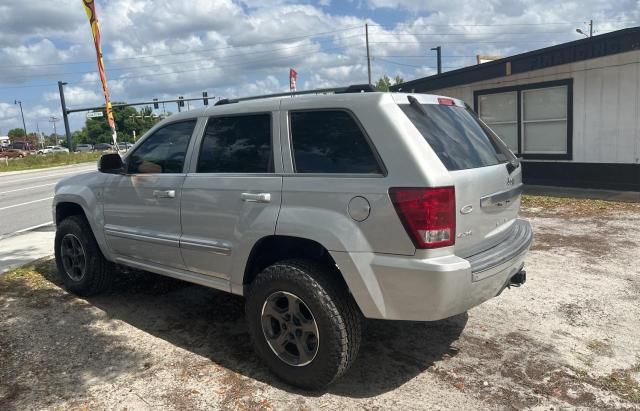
[477,91,518,152]
[521,86,568,154]
[474,79,572,160]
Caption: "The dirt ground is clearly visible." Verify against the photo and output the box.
[1,195,639,410]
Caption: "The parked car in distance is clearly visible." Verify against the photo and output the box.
[117,142,133,151]
[0,148,29,158]
[53,88,532,390]
[38,146,55,154]
[93,143,113,151]
[75,144,94,152]
[9,141,35,152]
[48,146,70,154]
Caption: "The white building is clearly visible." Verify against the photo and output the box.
[392,27,640,191]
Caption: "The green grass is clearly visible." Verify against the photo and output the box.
[0,152,102,172]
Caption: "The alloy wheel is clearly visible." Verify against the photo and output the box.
[261,291,320,366]
[60,233,87,282]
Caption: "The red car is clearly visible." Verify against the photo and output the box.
[0,148,29,158]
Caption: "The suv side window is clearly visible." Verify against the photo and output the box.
[196,114,273,173]
[127,120,196,174]
[290,110,382,174]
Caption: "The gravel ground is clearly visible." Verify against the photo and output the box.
[1,196,639,410]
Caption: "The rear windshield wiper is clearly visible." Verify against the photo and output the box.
[408,95,428,116]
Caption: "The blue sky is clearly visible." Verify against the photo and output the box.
[0,0,638,136]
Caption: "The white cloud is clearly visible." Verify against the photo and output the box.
[0,0,638,132]
[45,86,102,107]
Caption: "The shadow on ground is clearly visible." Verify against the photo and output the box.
[0,261,467,405]
[88,267,467,397]
[0,261,147,410]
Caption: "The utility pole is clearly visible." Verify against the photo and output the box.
[49,116,60,143]
[58,81,72,149]
[365,23,372,85]
[14,100,27,137]
[36,122,43,148]
[589,19,593,37]
[431,46,442,74]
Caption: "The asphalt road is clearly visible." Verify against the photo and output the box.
[0,164,96,238]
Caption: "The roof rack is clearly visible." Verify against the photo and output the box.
[214,83,375,106]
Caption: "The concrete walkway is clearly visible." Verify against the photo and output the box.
[0,225,54,274]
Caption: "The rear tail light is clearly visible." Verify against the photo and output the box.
[389,187,456,249]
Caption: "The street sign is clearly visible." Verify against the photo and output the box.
[86,111,104,118]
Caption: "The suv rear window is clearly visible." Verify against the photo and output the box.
[290,110,382,174]
[400,99,511,171]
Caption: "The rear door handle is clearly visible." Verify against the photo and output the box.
[241,192,271,203]
[153,190,176,198]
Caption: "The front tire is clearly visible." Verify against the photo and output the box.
[246,260,362,390]
[55,215,113,296]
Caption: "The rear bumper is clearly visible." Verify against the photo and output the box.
[331,219,533,321]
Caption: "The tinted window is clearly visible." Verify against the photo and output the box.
[127,120,195,174]
[290,110,382,174]
[197,114,272,173]
[400,102,509,171]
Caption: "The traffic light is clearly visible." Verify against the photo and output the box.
[153,98,159,109]
[178,96,184,107]
[203,91,209,106]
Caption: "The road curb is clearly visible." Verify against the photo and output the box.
[0,255,55,276]
[0,162,97,177]
[0,222,54,241]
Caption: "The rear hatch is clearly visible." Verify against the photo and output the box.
[398,94,522,258]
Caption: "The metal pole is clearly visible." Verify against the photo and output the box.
[365,23,372,85]
[14,100,27,137]
[431,46,442,74]
[58,81,72,150]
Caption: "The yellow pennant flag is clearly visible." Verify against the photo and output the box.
[82,0,117,146]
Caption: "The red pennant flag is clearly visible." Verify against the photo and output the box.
[289,68,298,92]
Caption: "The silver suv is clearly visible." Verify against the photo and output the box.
[53,87,532,389]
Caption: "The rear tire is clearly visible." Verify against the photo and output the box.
[55,215,114,296]
[246,259,362,390]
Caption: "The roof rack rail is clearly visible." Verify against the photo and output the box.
[214,98,238,106]
[213,84,376,106]
[336,84,376,93]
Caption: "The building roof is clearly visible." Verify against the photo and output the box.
[390,26,640,93]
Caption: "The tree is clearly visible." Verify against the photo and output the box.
[374,75,404,92]
[8,128,25,138]
[85,103,160,144]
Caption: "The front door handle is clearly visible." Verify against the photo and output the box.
[241,192,271,203]
[153,190,176,198]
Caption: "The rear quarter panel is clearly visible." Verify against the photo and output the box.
[276,94,453,255]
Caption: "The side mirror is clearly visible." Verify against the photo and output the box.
[98,153,124,174]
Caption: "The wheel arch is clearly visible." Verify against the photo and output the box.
[55,201,86,225]
[242,235,347,291]
[54,195,112,261]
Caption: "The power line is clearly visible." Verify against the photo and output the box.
[377,55,477,58]
[367,39,569,45]
[369,30,573,36]
[0,26,363,69]
[373,57,460,69]
[0,40,366,84]
[0,37,365,82]
[60,44,363,86]
[369,22,581,28]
